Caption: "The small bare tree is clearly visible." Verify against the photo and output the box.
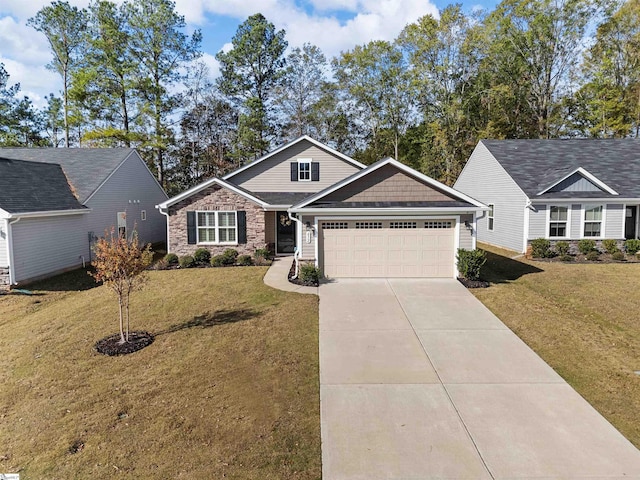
[91,227,153,343]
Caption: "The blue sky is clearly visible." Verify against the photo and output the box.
[0,0,497,107]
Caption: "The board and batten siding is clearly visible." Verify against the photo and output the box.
[229,139,361,193]
[11,214,88,283]
[454,142,528,252]
[85,151,167,245]
[0,223,8,266]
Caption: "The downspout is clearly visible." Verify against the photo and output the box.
[7,216,21,286]
[156,205,171,252]
[288,211,303,279]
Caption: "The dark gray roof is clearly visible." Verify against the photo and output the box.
[310,201,475,209]
[0,158,86,213]
[252,192,313,205]
[481,139,640,198]
[0,148,135,203]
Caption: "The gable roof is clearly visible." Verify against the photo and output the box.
[481,139,640,199]
[0,148,136,203]
[157,177,268,210]
[223,135,366,181]
[291,157,486,210]
[0,157,87,215]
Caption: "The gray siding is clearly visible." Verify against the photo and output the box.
[230,140,360,193]
[459,214,474,250]
[11,214,88,283]
[454,142,528,252]
[85,151,167,245]
[300,215,315,259]
[548,173,601,193]
[0,222,7,267]
[605,204,624,238]
[571,204,582,237]
[529,205,547,239]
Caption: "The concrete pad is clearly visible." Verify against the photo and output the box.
[447,383,640,478]
[319,294,411,331]
[320,278,394,297]
[321,384,491,480]
[388,278,468,298]
[400,295,507,330]
[320,329,439,384]
[417,330,565,384]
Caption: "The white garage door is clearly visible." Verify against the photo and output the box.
[320,219,455,278]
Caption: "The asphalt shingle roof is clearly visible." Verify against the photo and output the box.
[0,158,86,213]
[481,139,640,198]
[0,148,134,203]
[252,192,313,205]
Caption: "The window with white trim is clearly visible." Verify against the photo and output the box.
[355,222,382,229]
[583,205,603,237]
[298,160,311,181]
[197,211,237,244]
[424,221,452,229]
[549,206,568,237]
[390,221,417,229]
[322,222,348,229]
[488,204,494,231]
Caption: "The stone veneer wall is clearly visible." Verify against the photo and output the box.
[168,184,266,257]
[528,239,625,255]
[0,267,9,290]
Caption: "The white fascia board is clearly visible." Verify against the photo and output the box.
[157,178,268,210]
[223,135,366,181]
[3,208,90,219]
[289,207,483,215]
[0,208,10,219]
[292,158,487,210]
[537,167,619,196]
[532,197,640,203]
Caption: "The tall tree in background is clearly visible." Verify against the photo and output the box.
[43,93,65,147]
[275,43,327,140]
[28,1,88,147]
[216,13,287,160]
[126,0,202,187]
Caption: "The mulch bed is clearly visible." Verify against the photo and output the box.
[288,260,319,287]
[457,277,490,288]
[530,253,640,264]
[94,331,154,356]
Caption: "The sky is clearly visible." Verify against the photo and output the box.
[0,0,498,107]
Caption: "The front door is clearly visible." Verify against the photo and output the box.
[625,206,637,239]
[276,211,295,254]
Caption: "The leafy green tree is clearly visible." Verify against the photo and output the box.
[216,13,287,160]
[126,0,202,186]
[28,1,88,147]
[43,94,65,147]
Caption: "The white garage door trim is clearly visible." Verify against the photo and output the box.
[315,215,460,278]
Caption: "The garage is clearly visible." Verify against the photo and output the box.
[320,219,455,278]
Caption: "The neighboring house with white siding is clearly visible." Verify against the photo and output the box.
[454,139,640,253]
[158,136,486,279]
[0,148,167,288]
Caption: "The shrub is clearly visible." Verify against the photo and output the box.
[211,249,238,267]
[299,263,321,284]
[612,251,626,261]
[456,248,487,280]
[153,259,169,270]
[164,253,179,265]
[586,250,600,261]
[193,248,211,265]
[601,239,619,254]
[560,254,574,262]
[554,241,570,256]
[237,254,253,266]
[624,239,640,255]
[222,249,239,261]
[530,238,551,258]
[578,239,596,255]
[179,255,195,268]
[254,247,272,260]
[210,255,226,267]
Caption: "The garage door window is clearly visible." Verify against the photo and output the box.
[355,222,382,229]
[322,222,348,229]
[425,221,452,228]
[390,221,417,228]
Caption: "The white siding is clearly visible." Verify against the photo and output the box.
[571,204,582,237]
[231,140,360,193]
[300,215,315,259]
[529,205,547,239]
[0,221,7,266]
[454,142,529,252]
[605,204,624,238]
[85,152,168,245]
[11,214,88,283]
[459,214,474,250]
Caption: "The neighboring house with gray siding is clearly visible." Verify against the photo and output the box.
[454,139,640,253]
[158,136,486,279]
[0,149,167,287]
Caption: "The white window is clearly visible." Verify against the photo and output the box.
[488,204,494,231]
[583,205,603,237]
[322,222,348,229]
[390,221,417,229]
[425,221,452,229]
[141,210,147,221]
[298,159,311,181]
[197,211,237,244]
[549,206,568,237]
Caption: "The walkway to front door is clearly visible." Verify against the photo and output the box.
[319,279,640,479]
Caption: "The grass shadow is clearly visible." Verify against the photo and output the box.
[156,308,259,336]
[481,250,544,284]
[18,267,99,293]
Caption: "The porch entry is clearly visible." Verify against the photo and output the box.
[276,210,295,254]
[625,206,637,240]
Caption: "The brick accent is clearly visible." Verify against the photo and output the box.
[168,184,266,257]
[0,267,9,291]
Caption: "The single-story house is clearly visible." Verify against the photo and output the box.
[157,136,486,278]
[454,139,640,253]
[0,148,168,287]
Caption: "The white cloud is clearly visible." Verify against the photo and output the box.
[199,52,221,79]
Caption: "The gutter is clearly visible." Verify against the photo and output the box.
[156,204,171,252]
[1,208,90,219]
[288,207,489,215]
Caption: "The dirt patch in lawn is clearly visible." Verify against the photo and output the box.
[473,243,640,449]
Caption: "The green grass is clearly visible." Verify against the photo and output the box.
[0,267,320,479]
[474,243,640,448]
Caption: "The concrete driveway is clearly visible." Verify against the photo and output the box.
[319,278,640,479]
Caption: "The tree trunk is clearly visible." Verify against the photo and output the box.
[118,296,125,343]
[63,67,70,148]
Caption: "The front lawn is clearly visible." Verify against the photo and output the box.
[0,267,320,479]
[474,244,640,449]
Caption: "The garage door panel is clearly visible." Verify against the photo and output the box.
[321,220,455,278]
